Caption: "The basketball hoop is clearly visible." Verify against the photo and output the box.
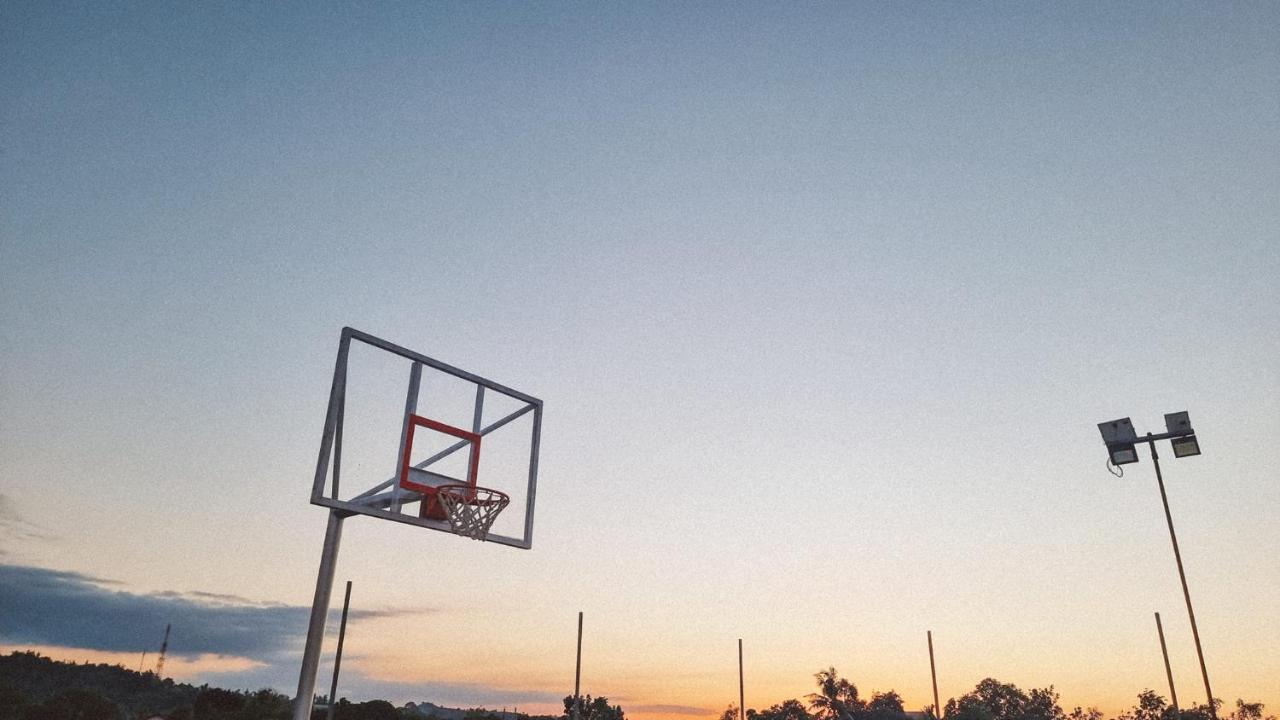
[433,483,510,540]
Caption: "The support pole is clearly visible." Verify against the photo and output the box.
[1155,612,1180,715]
[390,363,423,513]
[738,639,745,720]
[1150,439,1215,717]
[928,631,941,719]
[327,581,354,720]
[294,509,346,720]
[573,611,583,720]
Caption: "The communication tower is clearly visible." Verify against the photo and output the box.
[155,624,171,676]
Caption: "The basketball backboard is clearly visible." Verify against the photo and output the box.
[310,327,542,548]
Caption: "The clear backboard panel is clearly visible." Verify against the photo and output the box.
[310,328,542,548]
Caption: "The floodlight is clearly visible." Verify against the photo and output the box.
[1171,434,1201,458]
[1109,444,1140,465]
[1098,417,1140,465]
[1098,418,1137,441]
[1091,410,1215,718]
[1164,411,1194,436]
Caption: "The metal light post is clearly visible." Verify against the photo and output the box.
[928,631,941,719]
[1097,412,1214,718]
[327,581,354,720]
[738,639,745,720]
[573,612,583,720]
[1155,612,1180,716]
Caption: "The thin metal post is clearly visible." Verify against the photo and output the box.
[573,611,583,720]
[326,581,354,720]
[316,332,350,500]
[523,404,542,549]
[738,639,745,720]
[294,509,346,720]
[391,363,423,513]
[1155,612,1180,714]
[928,631,941,718]
[1149,438,1215,717]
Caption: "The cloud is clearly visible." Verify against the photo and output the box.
[0,563,431,658]
[0,644,267,677]
[0,493,55,554]
[630,705,716,716]
[338,674,566,708]
[632,702,721,712]
[0,563,530,703]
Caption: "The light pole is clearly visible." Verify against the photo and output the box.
[573,612,583,720]
[1155,612,1180,716]
[928,631,941,719]
[738,639,745,720]
[1097,412,1214,718]
[327,580,353,720]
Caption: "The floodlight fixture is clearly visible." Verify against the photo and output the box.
[1098,417,1140,466]
[1165,411,1194,435]
[1171,434,1201,458]
[1109,444,1140,465]
[1160,411,1201,458]
[1092,410,1214,720]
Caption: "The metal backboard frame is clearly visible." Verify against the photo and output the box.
[310,327,542,549]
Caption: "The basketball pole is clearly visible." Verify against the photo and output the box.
[928,631,940,719]
[573,611,583,720]
[326,580,354,720]
[1155,613,1181,715]
[738,639,745,720]
[295,509,347,720]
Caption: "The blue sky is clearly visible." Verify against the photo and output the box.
[1,2,1277,716]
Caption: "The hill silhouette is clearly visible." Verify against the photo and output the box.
[0,651,560,720]
[0,651,198,717]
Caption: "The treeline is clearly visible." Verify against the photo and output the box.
[0,652,521,720]
[560,695,625,720]
[4,652,1275,720]
[722,668,1275,720]
[0,651,195,719]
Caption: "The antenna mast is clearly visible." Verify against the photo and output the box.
[155,624,171,677]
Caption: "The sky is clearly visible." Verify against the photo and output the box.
[1,1,1278,718]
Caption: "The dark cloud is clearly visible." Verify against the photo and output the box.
[0,564,432,658]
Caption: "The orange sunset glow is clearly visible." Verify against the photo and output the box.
[2,2,1276,720]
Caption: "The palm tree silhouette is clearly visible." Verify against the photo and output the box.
[809,668,866,720]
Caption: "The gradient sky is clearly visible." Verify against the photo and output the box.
[1,2,1277,718]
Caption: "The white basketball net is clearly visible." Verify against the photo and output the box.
[435,484,510,541]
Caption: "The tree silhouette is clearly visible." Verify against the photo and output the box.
[869,692,906,717]
[944,678,1064,720]
[1226,700,1276,720]
[809,668,865,720]
[758,700,814,720]
[22,688,119,720]
[1066,706,1104,720]
[0,684,31,720]
[561,695,625,720]
[1115,691,1176,720]
[1112,691,1273,720]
